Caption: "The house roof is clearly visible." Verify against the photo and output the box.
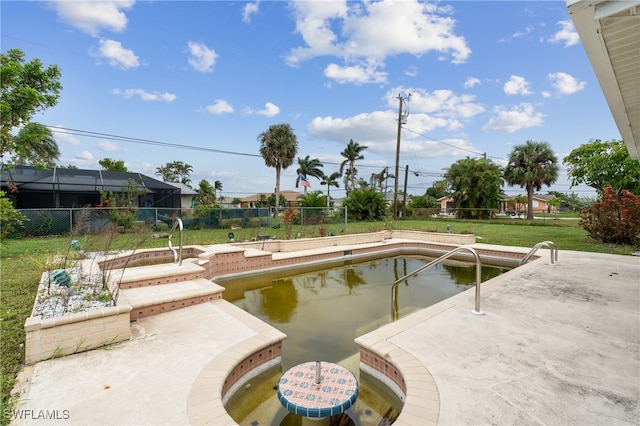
[503,194,556,202]
[241,190,302,203]
[568,0,640,159]
[438,194,556,202]
[1,166,179,194]
[167,182,197,195]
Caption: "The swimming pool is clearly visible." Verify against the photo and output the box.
[219,255,507,425]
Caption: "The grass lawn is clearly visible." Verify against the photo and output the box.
[1,217,637,424]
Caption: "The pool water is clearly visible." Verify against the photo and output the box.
[220,255,506,425]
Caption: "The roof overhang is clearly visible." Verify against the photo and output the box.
[567,0,640,159]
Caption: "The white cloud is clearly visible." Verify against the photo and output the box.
[503,75,532,96]
[548,72,586,95]
[286,1,470,84]
[548,20,580,47]
[512,25,534,39]
[205,99,234,115]
[405,66,418,77]
[324,63,387,85]
[49,0,134,36]
[97,141,121,152]
[93,39,140,69]
[308,111,475,159]
[482,103,544,133]
[256,102,280,117]
[76,150,94,161]
[112,88,176,102]
[187,41,217,73]
[242,1,259,23]
[389,87,485,119]
[51,126,81,146]
[463,77,480,89]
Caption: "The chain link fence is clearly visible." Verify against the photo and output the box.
[8,206,348,238]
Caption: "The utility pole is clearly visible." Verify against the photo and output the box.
[393,94,408,221]
[402,164,409,218]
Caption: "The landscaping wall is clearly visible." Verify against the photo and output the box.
[24,305,132,364]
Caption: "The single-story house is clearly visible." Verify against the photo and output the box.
[502,194,557,214]
[167,182,197,210]
[1,166,183,209]
[438,194,557,214]
[240,190,303,208]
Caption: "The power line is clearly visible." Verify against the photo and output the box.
[46,125,393,171]
[401,125,506,161]
[47,126,263,159]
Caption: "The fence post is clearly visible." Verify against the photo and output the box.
[69,208,73,232]
[344,206,348,232]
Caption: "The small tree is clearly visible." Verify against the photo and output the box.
[281,206,298,239]
[99,158,128,172]
[99,178,145,231]
[564,139,640,195]
[298,190,328,225]
[445,157,503,219]
[1,49,62,164]
[343,188,388,221]
[580,187,640,245]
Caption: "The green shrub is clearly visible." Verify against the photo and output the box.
[343,188,389,221]
[580,187,640,245]
[0,191,26,239]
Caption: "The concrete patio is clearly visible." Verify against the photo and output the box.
[9,245,640,425]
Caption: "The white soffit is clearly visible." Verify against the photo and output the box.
[567,0,640,159]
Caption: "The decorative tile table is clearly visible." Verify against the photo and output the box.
[277,361,358,424]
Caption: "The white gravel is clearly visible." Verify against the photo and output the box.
[32,258,114,319]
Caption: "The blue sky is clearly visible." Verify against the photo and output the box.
[2,0,620,199]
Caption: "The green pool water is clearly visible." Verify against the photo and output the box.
[219,255,507,425]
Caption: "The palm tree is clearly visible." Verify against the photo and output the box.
[195,179,216,206]
[504,141,559,220]
[295,155,324,194]
[340,139,367,195]
[258,123,299,217]
[155,165,174,182]
[12,122,60,167]
[320,171,341,209]
[370,167,394,193]
[155,161,193,185]
[214,180,223,199]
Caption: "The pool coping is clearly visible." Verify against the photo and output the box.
[354,246,536,425]
[184,240,532,425]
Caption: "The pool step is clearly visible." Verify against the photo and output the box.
[113,259,207,290]
[119,278,225,321]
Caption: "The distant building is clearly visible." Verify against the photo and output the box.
[437,194,557,215]
[167,182,197,210]
[240,190,302,208]
[1,166,182,209]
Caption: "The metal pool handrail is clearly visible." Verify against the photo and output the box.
[391,245,483,320]
[168,218,184,266]
[520,241,558,265]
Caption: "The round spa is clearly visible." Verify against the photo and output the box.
[277,361,358,426]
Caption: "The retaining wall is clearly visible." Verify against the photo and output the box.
[24,305,132,364]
